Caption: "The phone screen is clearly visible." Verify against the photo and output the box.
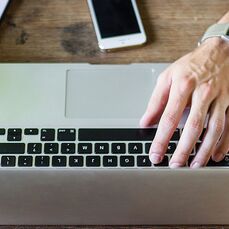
[92,0,141,38]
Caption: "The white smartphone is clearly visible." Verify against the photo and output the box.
[0,0,9,20]
[87,0,147,51]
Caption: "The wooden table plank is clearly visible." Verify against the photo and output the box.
[0,0,228,63]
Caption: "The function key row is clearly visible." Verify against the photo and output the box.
[2,128,177,142]
[0,128,208,142]
[0,129,76,142]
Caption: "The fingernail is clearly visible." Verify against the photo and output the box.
[149,153,162,164]
[213,154,224,162]
[191,162,202,169]
[139,113,148,127]
[169,163,182,169]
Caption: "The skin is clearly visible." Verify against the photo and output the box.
[140,11,229,168]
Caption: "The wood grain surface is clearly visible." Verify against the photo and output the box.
[0,0,228,63]
[0,0,229,228]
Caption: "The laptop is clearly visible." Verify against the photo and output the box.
[0,63,229,225]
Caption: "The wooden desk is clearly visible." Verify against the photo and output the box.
[0,0,228,63]
[0,0,228,228]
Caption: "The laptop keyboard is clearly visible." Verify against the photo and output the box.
[0,128,228,168]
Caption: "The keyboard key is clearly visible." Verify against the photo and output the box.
[24,128,39,135]
[7,135,21,141]
[188,155,229,167]
[120,156,135,167]
[128,143,142,154]
[78,143,92,154]
[61,143,75,154]
[188,156,195,166]
[8,128,22,134]
[44,143,59,154]
[1,156,16,167]
[79,128,157,141]
[195,143,201,152]
[0,129,6,135]
[0,143,25,154]
[52,156,67,167]
[86,156,100,167]
[111,143,126,154]
[27,143,42,154]
[35,156,50,167]
[137,156,152,167]
[145,143,151,154]
[154,156,169,167]
[7,128,22,141]
[207,156,229,167]
[95,143,109,154]
[41,129,55,141]
[199,128,206,141]
[103,156,118,167]
[69,156,84,167]
[18,156,33,167]
[166,143,176,154]
[171,129,180,140]
[57,129,76,141]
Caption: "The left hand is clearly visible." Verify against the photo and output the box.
[140,37,229,168]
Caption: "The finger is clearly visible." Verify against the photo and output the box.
[149,76,195,164]
[169,84,213,168]
[190,100,226,168]
[212,107,229,162]
[140,68,172,127]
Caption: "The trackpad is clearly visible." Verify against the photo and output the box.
[65,67,156,119]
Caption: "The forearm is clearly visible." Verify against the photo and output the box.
[218,11,229,23]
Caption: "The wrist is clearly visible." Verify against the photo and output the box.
[199,11,229,46]
[202,36,229,60]
[204,36,228,47]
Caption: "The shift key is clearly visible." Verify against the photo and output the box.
[0,143,25,154]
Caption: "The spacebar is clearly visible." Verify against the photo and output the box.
[0,143,25,154]
[79,128,158,141]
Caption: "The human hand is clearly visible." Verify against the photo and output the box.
[140,37,229,168]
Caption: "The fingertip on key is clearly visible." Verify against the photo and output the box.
[212,154,224,162]
[149,153,162,164]
[169,162,182,169]
[190,162,202,169]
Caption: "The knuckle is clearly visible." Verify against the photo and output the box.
[199,82,216,102]
[210,118,224,136]
[162,111,178,129]
[157,72,168,84]
[177,76,196,95]
[188,117,203,133]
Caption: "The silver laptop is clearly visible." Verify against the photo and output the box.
[0,63,229,225]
